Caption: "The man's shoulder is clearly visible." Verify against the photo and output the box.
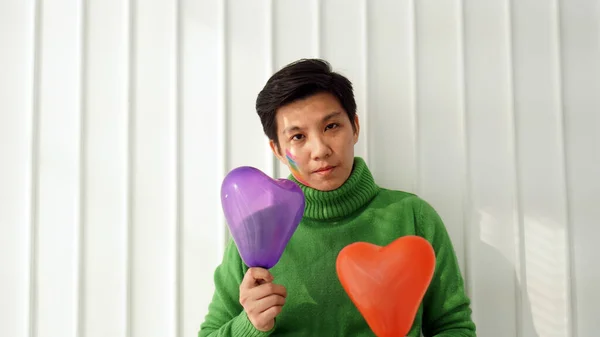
[375,187,420,204]
[372,187,441,216]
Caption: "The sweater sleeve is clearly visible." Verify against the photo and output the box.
[416,199,477,337]
[198,239,276,337]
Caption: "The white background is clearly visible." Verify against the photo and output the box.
[1,1,599,337]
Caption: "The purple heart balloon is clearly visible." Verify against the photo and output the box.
[221,166,305,269]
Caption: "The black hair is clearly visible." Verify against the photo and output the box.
[255,58,357,149]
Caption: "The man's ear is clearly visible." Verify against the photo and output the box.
[353,114,360,144]
[269,139,286,165]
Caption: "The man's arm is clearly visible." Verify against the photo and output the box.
[416,198,477,337]
[199,239,275,337]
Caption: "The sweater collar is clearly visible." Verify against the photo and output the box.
[288,157,380,221]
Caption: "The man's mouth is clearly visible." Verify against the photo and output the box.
[313,166,335,174]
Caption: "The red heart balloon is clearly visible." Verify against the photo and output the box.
[336,236,436,337]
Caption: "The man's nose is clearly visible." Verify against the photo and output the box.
[311,136,332,160]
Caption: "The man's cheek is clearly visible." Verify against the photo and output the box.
[285,150,310,186]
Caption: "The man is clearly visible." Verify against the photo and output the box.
[199,59,476,336]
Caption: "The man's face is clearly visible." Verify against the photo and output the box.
[270,92,359,191]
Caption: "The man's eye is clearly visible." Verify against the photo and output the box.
[325,123,339,130]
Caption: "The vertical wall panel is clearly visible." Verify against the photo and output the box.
[272,0,320,178]
[321,0,369,162]
[415,0,466,269]
[82,0,129,337]
[512,1,573,336]
[0,2,35,337]
[366,0,417,192]
[226,0,273,174]
[130,1,177,337]
[559,1,600,336]
[180,0,227,335]
[272,1,319,82]
[463,1,519,335]
[36,1,82,337]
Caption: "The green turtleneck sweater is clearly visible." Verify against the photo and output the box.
[199,158,476,336]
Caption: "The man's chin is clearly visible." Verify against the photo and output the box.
[311,179,344,192]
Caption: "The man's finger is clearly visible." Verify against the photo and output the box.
[251,294,286,314]
[248,283,287,302]
[259,304,283,319]
[241,267,273,290]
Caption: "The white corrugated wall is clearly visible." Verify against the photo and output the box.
[1,1,598,337]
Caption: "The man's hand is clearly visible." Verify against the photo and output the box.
[239,267,287,332]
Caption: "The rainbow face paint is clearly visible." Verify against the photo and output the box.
[285,150,310,186]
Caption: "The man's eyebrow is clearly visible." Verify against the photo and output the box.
[282,125,302,134]
[281,112,343,134]
[323,111,343,121]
